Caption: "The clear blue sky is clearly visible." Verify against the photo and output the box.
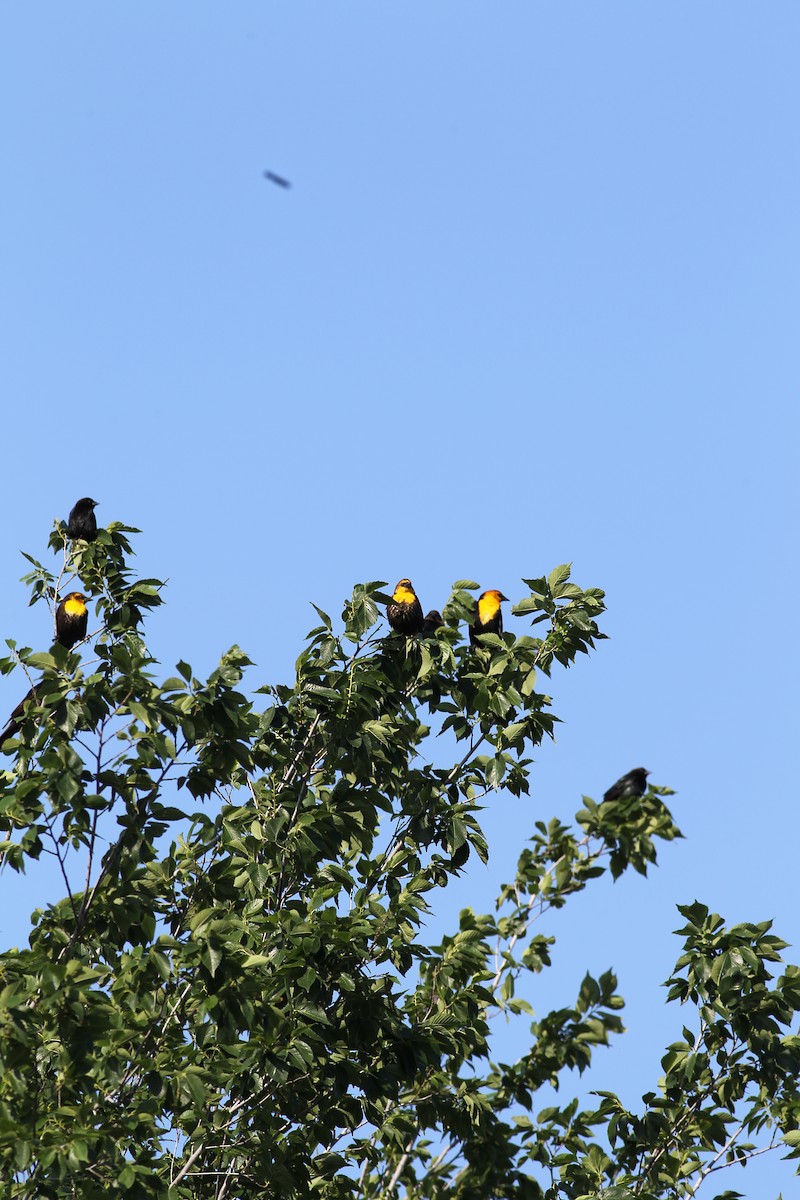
[1,5,797,1193]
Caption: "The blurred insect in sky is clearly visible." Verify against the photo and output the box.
[263,170,291,188]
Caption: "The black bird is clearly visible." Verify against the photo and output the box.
[263,170,291,189]
[603,767,650,804]
[2,595,90,747]
[55,592,89,649]
[422,610,444,636]
[0,688,35,746]
[469,589,509,646]
[66,497,99,542]
[386,579,424,635]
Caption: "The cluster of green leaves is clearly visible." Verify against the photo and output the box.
[0,534,797,1199]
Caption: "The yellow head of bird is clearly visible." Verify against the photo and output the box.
[477,590,508,621]
[63,592,88,616]
[392,579,417,604]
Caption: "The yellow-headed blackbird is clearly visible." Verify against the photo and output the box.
[422,610,444,636]
[603,767,650,803]
[2,595,90,748]
[66,497,99,542]
[469,589,509,645]
[386,579,424,635]
[55,592,89,649]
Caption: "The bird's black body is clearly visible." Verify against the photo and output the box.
[386,579,424,635]
[422,610,444,636]
[0,688,35,746]
[2,593,90,749]
[469,590,509,646]
[66,497,99,542]
[603,767,650,803]
[55,592,88,649]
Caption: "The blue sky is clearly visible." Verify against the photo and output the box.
[1,4,797,1192]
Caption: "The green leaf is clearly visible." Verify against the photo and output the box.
[486,755,506,789]
[311,603,333,630]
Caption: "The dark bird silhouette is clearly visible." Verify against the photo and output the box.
[55,592,89,649]
[603,767,650,804]
[469,589,509,646]
[0,688,36,746]
[2,594,90,748]
[66,497,98,542]
[386,579,424,635]
[422,610,444,636]
[263,170,291,188]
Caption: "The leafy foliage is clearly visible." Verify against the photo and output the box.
[0,530,797,1198]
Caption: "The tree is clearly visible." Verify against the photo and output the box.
[0,522,798,1199]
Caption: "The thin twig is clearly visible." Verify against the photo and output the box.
[42,813,79,923]
[384,1128,419,1197]
[689,1125,777,1194]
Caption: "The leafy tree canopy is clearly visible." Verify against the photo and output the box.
[0,522,798,1199]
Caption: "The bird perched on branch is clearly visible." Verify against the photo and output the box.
[422,610,444,636]
[469,589,509,646]
[386,579,424,635]
[603,767,650,803]
[0,688,36,746]
[55,592,89,649]
[66,497,99,542]
[2,593,90,748]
